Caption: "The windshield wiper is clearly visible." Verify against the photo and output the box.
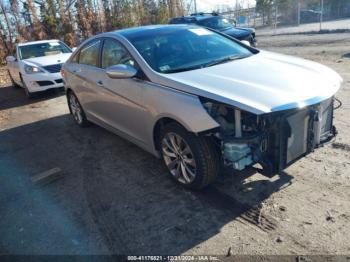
[162,55,250,73]
[205,55,249,68]
[162,64,204,74]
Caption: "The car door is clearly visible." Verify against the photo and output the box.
[66,39,104,118]
[90,38,150,144]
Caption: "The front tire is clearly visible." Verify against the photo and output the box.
[19,74,34,98]
[67,91,90,127]
[160,122,220,190]
[250,35,257,47]
[24,85,33,98]
[8,70,20,88]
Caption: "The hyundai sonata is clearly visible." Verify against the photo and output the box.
[62,25,342,189]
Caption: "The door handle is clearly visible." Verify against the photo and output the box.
[96,80,104,87]
[73,68,81,73]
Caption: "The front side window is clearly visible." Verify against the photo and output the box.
[70,51,79,63]
[19,41,71,60]
[101,39,135,69]
[79,39,101,67]
[126,27,253,74]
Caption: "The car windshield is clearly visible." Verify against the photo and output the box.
[197,17,233,31]
[126,27,253,74]
[19,42,71,59]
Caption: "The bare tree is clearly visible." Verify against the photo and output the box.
[27,0,46,39]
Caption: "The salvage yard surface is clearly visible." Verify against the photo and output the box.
[0,32,350,255]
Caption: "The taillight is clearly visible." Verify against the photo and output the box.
[60,68,65,77]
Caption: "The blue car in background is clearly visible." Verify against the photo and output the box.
[169,12,257,47]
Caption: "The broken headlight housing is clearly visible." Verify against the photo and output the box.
[201,98,268,171]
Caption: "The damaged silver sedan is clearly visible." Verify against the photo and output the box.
[62,25,342,189]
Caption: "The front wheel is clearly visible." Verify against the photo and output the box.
[24,85,33,98]
[8,70,20,88]
[250,35,257,47]
[67,91,90,127]
[160,123,220,190]
[20,74,34,98]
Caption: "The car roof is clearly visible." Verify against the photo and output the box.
[171,13,222,22]
[111,24,199,39]
[17,39,61,47]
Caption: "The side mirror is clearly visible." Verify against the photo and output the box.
[241,40,251,46]
[106,64,138,79]
[6,56,16,62]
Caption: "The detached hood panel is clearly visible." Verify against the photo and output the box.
[156,51,342,115]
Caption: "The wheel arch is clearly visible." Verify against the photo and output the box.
[152,112,219,152]
[152,116,190,151]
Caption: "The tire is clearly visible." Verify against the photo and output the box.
[159,122,220,190]
[67,91,90,127]
[24,85,33,98]
[250,36,257,47]
[19,74,34,98]
[8,70,20,88]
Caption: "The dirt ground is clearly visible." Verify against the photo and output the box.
[0,32,349,256]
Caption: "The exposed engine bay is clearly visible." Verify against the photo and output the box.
[201,97,337,176]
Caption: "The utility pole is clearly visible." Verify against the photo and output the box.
[320,0,323,31]
[297,0,301,26]
[235,0,239,25]
[194,0,197,13]
[274,0,278,34]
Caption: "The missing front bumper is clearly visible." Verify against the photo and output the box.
[267,97,336,175]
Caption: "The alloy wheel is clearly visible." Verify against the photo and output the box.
[161,132,197,184]
[69,94,83,124]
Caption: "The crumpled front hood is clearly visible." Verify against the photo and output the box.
[157,51,342,114]
[23,53,72,67]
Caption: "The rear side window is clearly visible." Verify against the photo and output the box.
[79,39,101,67]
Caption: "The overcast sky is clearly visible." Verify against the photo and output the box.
[194,0,256,12]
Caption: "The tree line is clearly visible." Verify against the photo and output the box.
[0,0,186,64]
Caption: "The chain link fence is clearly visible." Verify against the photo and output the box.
[218,0,350,34]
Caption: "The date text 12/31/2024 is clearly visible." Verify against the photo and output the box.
[127,256,219,261]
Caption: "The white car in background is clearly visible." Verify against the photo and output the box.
[6,40,72,98]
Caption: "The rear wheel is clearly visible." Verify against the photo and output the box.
[160,122,220,190]
[67,91,90,127]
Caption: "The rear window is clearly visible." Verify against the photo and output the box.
[170,17,196,24]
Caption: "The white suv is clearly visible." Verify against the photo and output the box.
[6,40,72,98]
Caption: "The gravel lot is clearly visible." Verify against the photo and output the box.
[0,32,350,256]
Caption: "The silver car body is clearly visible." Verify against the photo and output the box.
[63,25,342,163]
